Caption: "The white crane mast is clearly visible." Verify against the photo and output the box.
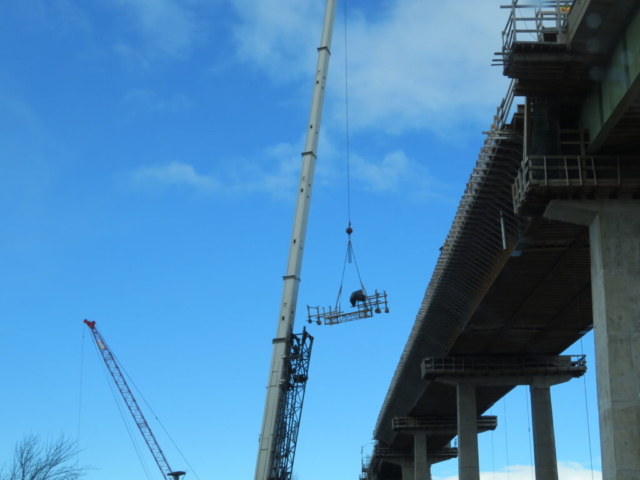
[254,1,338,479]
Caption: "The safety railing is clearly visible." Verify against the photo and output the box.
[392,416,497,431]
[373,447,412,457]
[499,0,574,55]
[422,355,587,378]
[492,79,517,132]
[512,155,640,211]
[373,447,458,459]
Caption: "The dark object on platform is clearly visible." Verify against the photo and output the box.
[350,289,367,307]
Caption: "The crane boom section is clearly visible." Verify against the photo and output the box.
[84,320,176,479]
[254,2,337,480]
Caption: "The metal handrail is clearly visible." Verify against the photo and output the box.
[501,0,573,53]
[392,416,497,430]
[422,354,587,377]
[512,154,640,212]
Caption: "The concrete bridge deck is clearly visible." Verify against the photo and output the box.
[367,1,640,479]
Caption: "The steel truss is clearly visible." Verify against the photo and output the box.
[269,328,314,480]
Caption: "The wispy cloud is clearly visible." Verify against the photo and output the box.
[230,0,324,83]
[230,0,510,135]
[434,462,602,480]
[123,88,192,114]
[351,150,450,201]
[114,0,202,58]
[337,0,509,134]
[5,0,92,34]
[127,144,450,203]
[127,146,301,199]
[131,162,220,192]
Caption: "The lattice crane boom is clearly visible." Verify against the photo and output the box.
[83,319,185,480]
[254,1,337,479]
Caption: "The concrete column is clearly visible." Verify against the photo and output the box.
[457,384,480,480]
[413,433,431,480]
[530,383,558,480]
[590,207,640,480]
[401,464,414,480]
[545,200,640,480]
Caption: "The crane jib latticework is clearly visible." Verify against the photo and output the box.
[270,329,314,480]
[83,320,181,480]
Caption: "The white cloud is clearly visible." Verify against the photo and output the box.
[114,42,150,70]
[337,0,510,134]
[114,0,201,57]
[131,162,220,192]
[230,0,510,135]
[124,88,192,114]
[434,462,602,480]
[351,150,449,201]
[8,0,92,34]
[127,148,300,198]
[127,144,448,202]
[219,142,302,197]
[230,0,324,82]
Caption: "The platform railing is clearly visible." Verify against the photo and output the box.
[512,155,640,211]
[422,355,587,378]
[392,416,497,431]
[500,0,573,53]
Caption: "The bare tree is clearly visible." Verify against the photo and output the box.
[1,435,89,480]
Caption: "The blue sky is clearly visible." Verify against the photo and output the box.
[0,1,601,479]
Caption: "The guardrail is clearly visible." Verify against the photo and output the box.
[422,355,586,378]
[512,155,640,212]
[502,0,573,49]
[373,447,458,459]
[392,416,497,431]
[492,79,516,132]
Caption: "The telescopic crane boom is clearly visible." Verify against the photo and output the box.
[254,1,337,479]
[83,319,185,480]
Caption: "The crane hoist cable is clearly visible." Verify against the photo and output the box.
[334,224,366,312]
[305,0,389,327]
[333,0,366,312]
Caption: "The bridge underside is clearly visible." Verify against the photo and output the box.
[370,1,640,478]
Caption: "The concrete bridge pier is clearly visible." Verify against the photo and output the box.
[454,379,561,480]
[413,433,430,480]
[391,417,473,480]
[379,455,417,480]
[383,433,431,480]
[424,355,586,480]
[400,464,414,480]
[530,380,559,480]
[545,200,640,480]
[457,384,480,480]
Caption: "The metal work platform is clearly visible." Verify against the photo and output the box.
[513,155,640,214]
[373,447,458,461]
[307,290,389,326]
[392,416,497,433]
[494,1,582,94]
[421,355,587,379]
